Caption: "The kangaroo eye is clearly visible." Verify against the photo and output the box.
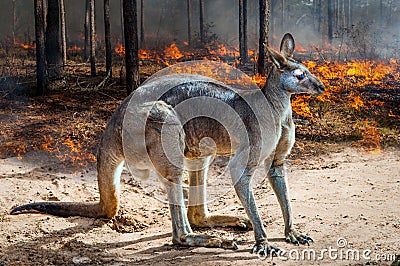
[296,73,305,80]
[294,69,306,80]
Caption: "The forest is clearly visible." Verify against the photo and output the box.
[0,0,399,265]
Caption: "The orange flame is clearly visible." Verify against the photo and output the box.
[353,119,381,153]
[115,43,125,57]
[348,93,365,110]
[68,45,82,51]
[163,42,184,60]
[291,95,313,119]
[251,74,266,88]
[14,40,36,49]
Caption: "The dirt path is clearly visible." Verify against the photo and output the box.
[0,147,399,265]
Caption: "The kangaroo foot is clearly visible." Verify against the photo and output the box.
[252,240,281,257]
[190,214,252,230]
[285,229,313,246]
[173,233,238,250]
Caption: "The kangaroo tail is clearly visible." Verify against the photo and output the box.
[10,202,104,218]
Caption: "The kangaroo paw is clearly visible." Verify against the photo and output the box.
[251,240,281,257]
[285,229,313,246]
[190,214,253,231]
[173,233,238,250]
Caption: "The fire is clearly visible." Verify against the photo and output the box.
[115,43,125,57]
[112,41,261,66]
[139,49,153,60]
[68,45,82,51]
[251,73,266,87]
[12,135,96,167]
[306,59,398,108]
[62,137,81,153]
[163,42,184,60]
[56,136,96,165]
[353,119,381,153]
[14,40,36,49]
[291,95,313,119]
[348,92,365,110]
[295,44,307,53]
[207,43,243,60]
[14,145,26,160]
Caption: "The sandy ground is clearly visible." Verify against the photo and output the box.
[0,146,399,265]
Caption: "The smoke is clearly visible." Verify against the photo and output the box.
[0,0,399,59]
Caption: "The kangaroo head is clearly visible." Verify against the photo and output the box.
[267,33,325,95]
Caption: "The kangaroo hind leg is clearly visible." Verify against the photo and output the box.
[186,157,252,230]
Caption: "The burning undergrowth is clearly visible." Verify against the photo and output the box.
[292,59,400,154]
[0,76,126,168]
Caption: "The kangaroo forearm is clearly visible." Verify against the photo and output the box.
[234,176,267,242]
[268,165,293,233]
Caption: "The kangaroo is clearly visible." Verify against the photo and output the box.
[11,33,324,255]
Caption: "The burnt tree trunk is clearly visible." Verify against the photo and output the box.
[120,0,124,43]
[199,0,205,44]
[84,0,90,61]
[33,0,47,96]
[60,0,67,65]
[42,0,47,30]
[123,0,139,94]
[347,0,350,28]
[140,0,145,48]
[46,0,63,79]
[327,0,333,42]
[269,0,277,46]
[89,0,96,76]
[313,0,317,31]
[281,0,284,33]
[334,0,338,31]
[257,0,270,75]
[104,0,112,77]
[12,0,17,44]
[317,0,322,33]
[239,0,248,62]
[187,0,192,46]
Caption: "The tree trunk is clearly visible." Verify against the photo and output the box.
[199,0,205,44]
[257,0,270,75]
[46,0,63,79]
[84,0,90,61]
[42,0,47,31]
[120,0,124,43]
[347,0,353,29]
[379,0,383,27]
[104,0,112,77]
[187,0,192,46]
[89,0,96,76]
[313,0,317,31]
[123,0,139,94]
[317,0,322,32]
[342,0,346,29]
[334,0,338,31]
[140,0,145,48]
[33,0,47,96]
[239,0,248,62]
[281,0,284,33]
[60,0,67,65]
[327,0,333,42]
[12,0,17,44]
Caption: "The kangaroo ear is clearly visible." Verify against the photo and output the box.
[280,33,295,58]
[267,47,287,69]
